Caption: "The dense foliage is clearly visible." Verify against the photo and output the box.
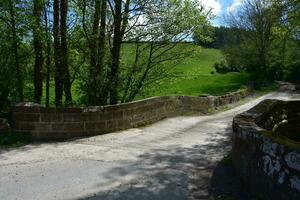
[195,0,300,85]
[0,0,213,113]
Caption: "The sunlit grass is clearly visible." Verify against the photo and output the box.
[138,46,250,98]
[25,45,251,105]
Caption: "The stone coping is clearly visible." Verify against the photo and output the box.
[12,89,250,140]
[232,99,300,200]
[233,99,300,149]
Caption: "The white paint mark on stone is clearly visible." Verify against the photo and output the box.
[263,155,275,176]
[278,171,285,184]
[290,176,300,192]
[262,138,276,157]
[274,159,281,172]
[263,154,281,176]
[285,152,300,171]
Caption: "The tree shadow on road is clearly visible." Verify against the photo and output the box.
[76,127,233,200]
[210,162,252,200]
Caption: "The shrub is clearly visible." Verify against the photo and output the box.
[214,59,239,74]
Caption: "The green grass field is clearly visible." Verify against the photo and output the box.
[139,47,251,98]
[25,45,251,105]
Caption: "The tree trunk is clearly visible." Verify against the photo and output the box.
[53,0,63,106]
[126,43,154,102]
[121,42,140,103]
[60,0,72,104]
[8,0,24,102]
[97,0,107,105]
[44,0,51,107]
[88,0,100,105]
[109,0,126,104]
[33,0,44,104]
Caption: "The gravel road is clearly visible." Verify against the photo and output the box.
[0,87,298,200]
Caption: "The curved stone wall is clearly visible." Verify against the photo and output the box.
[12,89,250,140]
[233,99,300,200]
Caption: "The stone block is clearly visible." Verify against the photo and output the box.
[40,113,63,122]
[63,113,86,122]
[117,119,132,129]
[14,122,35,131]
[113,111,124,120]
[34,123,52,132]
[85,121,106,131]
[52,122,84,132]
[107,120,118,129]
[14,113,40,122]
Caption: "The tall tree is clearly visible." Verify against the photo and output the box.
[96,0,108,105]
[120,0,212,102]
[81,0,108,105]
[33,0,44,104]
[54,0,72,106]
[226,0,278,80]
[43,0,52,107]
[88,0,101,105]
[61,0,72,104]
[8,0,24,102]
[97,0,107,105]
[109,0,130,104]
[53,0,63,106]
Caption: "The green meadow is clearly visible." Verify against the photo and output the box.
[138,46,250,98]
[26,45,251,105]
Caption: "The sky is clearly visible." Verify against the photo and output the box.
[197,0,244,26]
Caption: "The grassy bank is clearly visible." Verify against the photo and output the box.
[139,47,251,98]
[24,45,251,105]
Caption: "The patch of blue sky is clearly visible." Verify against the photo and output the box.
[195,0,243,26]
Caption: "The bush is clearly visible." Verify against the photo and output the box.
[285,61,300,83]
[0,132,32,148]
[214,59,239,74]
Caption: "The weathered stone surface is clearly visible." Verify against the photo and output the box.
[12,88,250,140]
[232,99,300,200]
[52,122,85,132]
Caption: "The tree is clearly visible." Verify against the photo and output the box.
[97,0,107,104]
[0,0,214,110]
[54,0,72,106]
[43,0,52,107]
[221,0,300,83]
[61,0,72,104]
[120,0,212,102]
[88,0,101,105]
[273,0,300,82]
[33,0,44,104]
[54,0,63,106]
[108,0,131,104]
[82,0,108,105]
[8,0,24,102]
[225,0,280,80]
[0,0,30,112]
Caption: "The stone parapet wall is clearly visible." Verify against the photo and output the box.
[13,89,250,140]
[232,100,300,200]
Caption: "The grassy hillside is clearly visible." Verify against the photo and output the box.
[138,47,250,98]
[27,45,250,106]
